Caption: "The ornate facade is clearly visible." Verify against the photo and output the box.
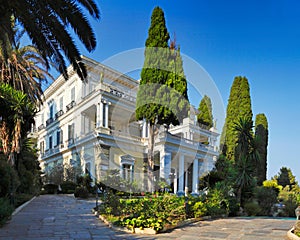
[32,56,219,194]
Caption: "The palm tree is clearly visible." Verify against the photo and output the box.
[233,117,253,160]
[0,83,35,165]
[234,155,255,206]
[233,117,258,206]
[0,28,54,104]
[0,0,100,82]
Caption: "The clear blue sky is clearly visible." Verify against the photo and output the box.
[75,0,300,181]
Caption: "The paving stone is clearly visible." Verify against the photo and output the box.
[0,195,296,240]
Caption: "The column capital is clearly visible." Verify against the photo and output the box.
[101,98,111,105]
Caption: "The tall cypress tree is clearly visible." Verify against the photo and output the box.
[220,76,253,161]
[255,113,268,185]
[197,95,213,128]
[136,6,189,191]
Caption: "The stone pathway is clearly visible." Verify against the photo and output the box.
[0,195,296,239]
[156,217,295,239]
[0,195,152,240]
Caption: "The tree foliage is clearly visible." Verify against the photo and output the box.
[0,0,100,82]
[232,117,258,206]
[135,7,189,191]
[274,167,298,189]
[0,25,54,104]
[0,83,35,165]
[254,113,268,185]
[136,7,189,126]
[220,76,253,161]
[197,95,213,128]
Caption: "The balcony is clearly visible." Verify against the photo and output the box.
[95,126,142,144]
[38,124,45,131]
[159,132,216,152]
[44,148,53,155]
[28,128,38,138]
[43,147,60,158]
[109,87,136,102]
[46,118,54,126]
[66,138,74,146]
[55,110,64,119]
[66,101,76,112]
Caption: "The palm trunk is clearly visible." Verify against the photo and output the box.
[237,186,242,208]
[12,118,22,154]
[0,120,10,155]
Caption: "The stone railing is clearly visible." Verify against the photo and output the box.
[163,133,215,152]
[110,129,142,142]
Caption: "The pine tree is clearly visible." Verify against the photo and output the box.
[255,113,268,185]
[197,95,213,128]
[275,167,298,189]
[135,7,189,191]
[220,76,253,161]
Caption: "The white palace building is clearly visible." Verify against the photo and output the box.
[31,56,219,194]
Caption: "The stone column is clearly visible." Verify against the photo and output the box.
[98,101,104,127]
[142,119,147,138]
[185,166,188,189]
[198,159,203,178]
[192,158,199,194]
[173,169,178,194]
[159,149,171,184]
[131,165,134,182]
[178,154,185,194]
[105,102,109,128]
[120,163,124,179]
[81,113,85,134]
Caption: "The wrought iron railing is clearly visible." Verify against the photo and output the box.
[46,118,54,126]
[38,124,45,131]
[66,100,76,112]
[55,110,64,119]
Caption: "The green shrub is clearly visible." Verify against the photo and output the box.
[244,201,261,216]
[14,193,33,208]
[60,181,76,194]
[228,197,239,216]
[206,202,227,217]
[254,186,277,216]
[295,221,300,237]
[282,195,298,217]
[192,201,207,218]
[42,184,58,194]
[99,193,187,231]
[0,158,20,198]
[0,198,14,226]
[98,192,233,232]
[205,187,229,217]
[76,175,93,193]
[74,187,89,198]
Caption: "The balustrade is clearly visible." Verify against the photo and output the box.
[46,118,54,126]
[55,110,64,119]
[66,100,76,112]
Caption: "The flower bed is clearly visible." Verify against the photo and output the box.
[95,191,228,234]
